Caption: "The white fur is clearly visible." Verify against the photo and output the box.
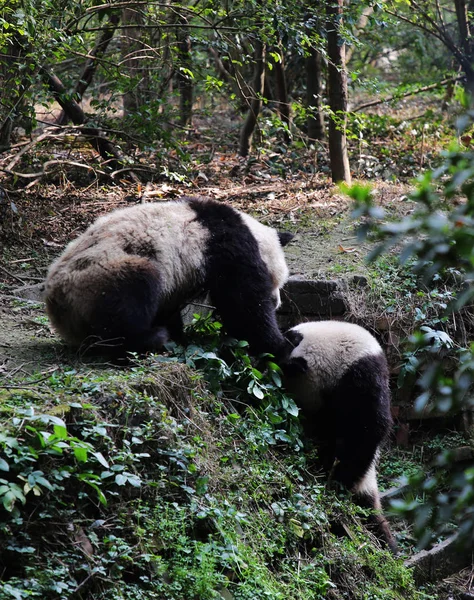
[290,320,382,383]
[285,320,384,414]
[353,455,381,509]
[240,212,289,305]
[46,202,210,311]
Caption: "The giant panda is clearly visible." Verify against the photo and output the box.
[45,197,293,355]
[281,320,396,552]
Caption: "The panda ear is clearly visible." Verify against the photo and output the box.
[281,356,309,377]
[278,231,294,247]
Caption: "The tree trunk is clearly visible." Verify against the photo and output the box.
[305,47,325,140]
[326,0,351,184]
[454,0,474,101]
[239,38,266,157]
[56,13,120,125]
[0,34,30,150]
[121,7,149,117]
[176,15,193,127]
[273,47,291,143]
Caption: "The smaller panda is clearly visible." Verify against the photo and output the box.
[281,321,396,552]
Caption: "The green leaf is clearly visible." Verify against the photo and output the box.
[53,425,68,439]
[3,491,16,511]
[82,480,107,505]
[283,398,299,417]
[0,458,9,472]
[93,452,109,469]
[36,477,54,491]
[73,446,88,463]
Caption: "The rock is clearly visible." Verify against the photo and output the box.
[278,277,349,328]
[405,533,474,585]
[450,446,474,464]
[351,274,369,287]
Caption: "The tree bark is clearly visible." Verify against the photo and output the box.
[0,34,30,150]
[273,47,291,143]
[56,13,120,125]
[305,46,325,140]
[176,14,193,127]
[454,0,474,100]
[239,38,266,157]
[121,7,149,117]
[326,0,351,184]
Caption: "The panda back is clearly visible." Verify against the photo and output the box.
[46,201,210,299]
[288,321,384,391]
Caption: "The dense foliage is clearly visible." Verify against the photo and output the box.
[348,108,474,549]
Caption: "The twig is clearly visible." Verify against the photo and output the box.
[8,257,37,264]
[0,367,59,389]
[0,265,26,284]
[0,160,107,180]
[353,75,462,112]
[6,129,59,172]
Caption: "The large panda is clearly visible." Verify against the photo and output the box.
[281,320,396,552]
[45,197,293,355]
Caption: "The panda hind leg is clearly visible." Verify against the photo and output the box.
[330,434,397,553]
[353,465,398,554]
[88,258,166,353]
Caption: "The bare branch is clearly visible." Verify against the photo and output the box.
[353,75,463,112]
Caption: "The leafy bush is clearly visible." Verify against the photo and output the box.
[346,110,474,548]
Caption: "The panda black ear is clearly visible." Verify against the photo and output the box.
[278,231,294,247]
[281,356,309,377]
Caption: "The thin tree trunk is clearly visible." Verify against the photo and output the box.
[121,7,148,117]
[273,46,291,143]
[239,38,266,157]
[454,0,474,100]
[306,47,325,140]
[176,15,193,127]
[0,34,30,150]
[326,0,351,184]
[56,14,120,125]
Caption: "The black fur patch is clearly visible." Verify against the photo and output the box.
[303,353,391,491]
[280,355,308,378]
[280,330,306,375]
[187,198,286,356]
[284,329,303,349]
[278,231,294,247]
[88,260,163,352]
[122,239,156,259]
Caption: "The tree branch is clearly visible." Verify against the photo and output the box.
[353,75,463,112]
[56,13,120,125]
[39,66,140,182]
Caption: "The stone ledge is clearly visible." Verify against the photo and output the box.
[278,277,349,328]
[405,533,474,585]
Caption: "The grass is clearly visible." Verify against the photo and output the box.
[0,321,433,600]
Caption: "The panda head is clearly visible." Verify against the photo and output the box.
[239,213,294,308]
[281,321,385,403]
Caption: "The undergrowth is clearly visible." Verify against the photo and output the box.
[0,315,432,599]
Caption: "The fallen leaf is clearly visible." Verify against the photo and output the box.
[337,245,358,253]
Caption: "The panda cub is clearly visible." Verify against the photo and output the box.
[281,320,396,552]
[45,197,293,355]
